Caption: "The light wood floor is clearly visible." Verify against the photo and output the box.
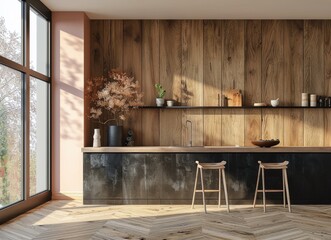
[1,201,331,239]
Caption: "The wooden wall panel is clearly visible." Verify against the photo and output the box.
[182,20,204,146]
[262,21,284,144]
[324,21,331,146]
[89,21,105,146]
[245,20,262,145]
[284,20,304,146]
[87,20,330,147]
[142,20,160,145]
[222,21,245,146]
[159,20,182,146]
[304,21,324,146]
[123,20,142,145]
[203,21,222,145]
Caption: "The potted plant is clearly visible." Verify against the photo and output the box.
[155,83,166,107]
[85,70,143,146]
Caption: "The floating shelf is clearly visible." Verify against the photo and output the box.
[135,105,331,109]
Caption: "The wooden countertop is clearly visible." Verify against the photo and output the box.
[82,146,331,153]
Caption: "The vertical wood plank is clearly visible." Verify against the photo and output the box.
[245,20,262,145]
[203,20,222,145]
[104,20,123,72]
[304,20,324,146]
[142,20,160,146]
[324,20,331,146]
[123,20,142,146]
[284,20,304,146]
[261,20,284,144]
[222,20,245,146]
[160,21,182,145]
[182,20,204,146]
[89,21,105,146]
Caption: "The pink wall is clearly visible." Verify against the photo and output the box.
[52,12,90,199]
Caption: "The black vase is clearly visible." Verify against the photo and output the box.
[107,125,123,146]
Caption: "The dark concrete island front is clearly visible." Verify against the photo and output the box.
[82,147,331,205]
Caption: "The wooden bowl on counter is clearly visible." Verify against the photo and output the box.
[251,139,280,148]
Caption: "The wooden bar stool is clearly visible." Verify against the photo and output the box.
[191,161,229,213]
[253,161,291,213]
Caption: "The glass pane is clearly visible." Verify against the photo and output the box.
[30,8,49,76]
[0,64,23,209]
[30,77,49,196]
[0,0,22,64]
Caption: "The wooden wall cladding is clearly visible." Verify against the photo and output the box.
[88,20,331,147]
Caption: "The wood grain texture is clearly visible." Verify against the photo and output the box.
[182,21,204,146]
[203,109,222,146]
[304,21,324,146]
[203,20,222,106]
[244,109,261,146]
[142,20,160,146]
[222,20,245,92]
[222,21,245,146]
[324,21,331,146]
[160,110,182,146]
[203,21,222,146]
[262,21,284,144]
[245,20,262,106]
[244,21,262,146]
[3,201,331,240]
[123,20,142,145]
[283,21,304,146]
[160,21,182,103]
[89,21,106,146]
[159,21,182,145]
[182,20,203,107]
[221,109,245,146]
[304,21,324,95]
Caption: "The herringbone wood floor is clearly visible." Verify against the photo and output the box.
[0,201,331,239]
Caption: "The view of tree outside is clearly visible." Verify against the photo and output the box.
[0,16,46,207]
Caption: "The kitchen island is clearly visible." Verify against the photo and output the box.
[82,146,331,205]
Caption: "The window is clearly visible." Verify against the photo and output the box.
[0,0,51,222]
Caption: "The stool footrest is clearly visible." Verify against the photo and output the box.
[195,190,220,193]
[257,190,284,193]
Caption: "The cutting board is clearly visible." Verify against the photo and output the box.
[224,89,242,107]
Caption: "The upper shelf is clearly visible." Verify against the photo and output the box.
[136,106,331,109]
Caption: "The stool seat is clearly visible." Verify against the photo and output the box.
[253,161,291,213]
[192,161,229,213]
[196,161,226,169]
[258,160,289,169]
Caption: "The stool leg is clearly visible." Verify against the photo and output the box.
[191,165,199,209]
[284,169,291,213]
[262,168,266,213]
[218,169,221,208]
[221,169,230,213]
[200,168,207,213]
[253,166,261,208]
[282,169,286,208]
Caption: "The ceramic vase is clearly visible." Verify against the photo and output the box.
[93,129,101,147]
[107,125,123,146]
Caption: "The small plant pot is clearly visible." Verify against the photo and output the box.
[156,98,165,107]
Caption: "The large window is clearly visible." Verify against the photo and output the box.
[0,0,51,221]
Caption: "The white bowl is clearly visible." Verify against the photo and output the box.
[270,99,279,107]
[166,100,175,107]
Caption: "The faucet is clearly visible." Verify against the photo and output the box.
[186,120,192,147]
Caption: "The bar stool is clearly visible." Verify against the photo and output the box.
[191,161,229,213]
[253,161,291,213]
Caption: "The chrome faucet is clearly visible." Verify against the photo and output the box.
[186,120,192,147]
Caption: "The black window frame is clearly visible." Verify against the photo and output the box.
[0,0,51,224]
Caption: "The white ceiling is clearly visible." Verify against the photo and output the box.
[41,0,331,19]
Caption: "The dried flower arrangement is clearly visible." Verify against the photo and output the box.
[85,70,143,125]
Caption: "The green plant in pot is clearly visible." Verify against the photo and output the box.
[155,83,166,107]
[86,70,143,146]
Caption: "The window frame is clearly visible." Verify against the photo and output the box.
[0,0,51,224]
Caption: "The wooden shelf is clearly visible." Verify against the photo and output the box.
[135,106,331,109]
